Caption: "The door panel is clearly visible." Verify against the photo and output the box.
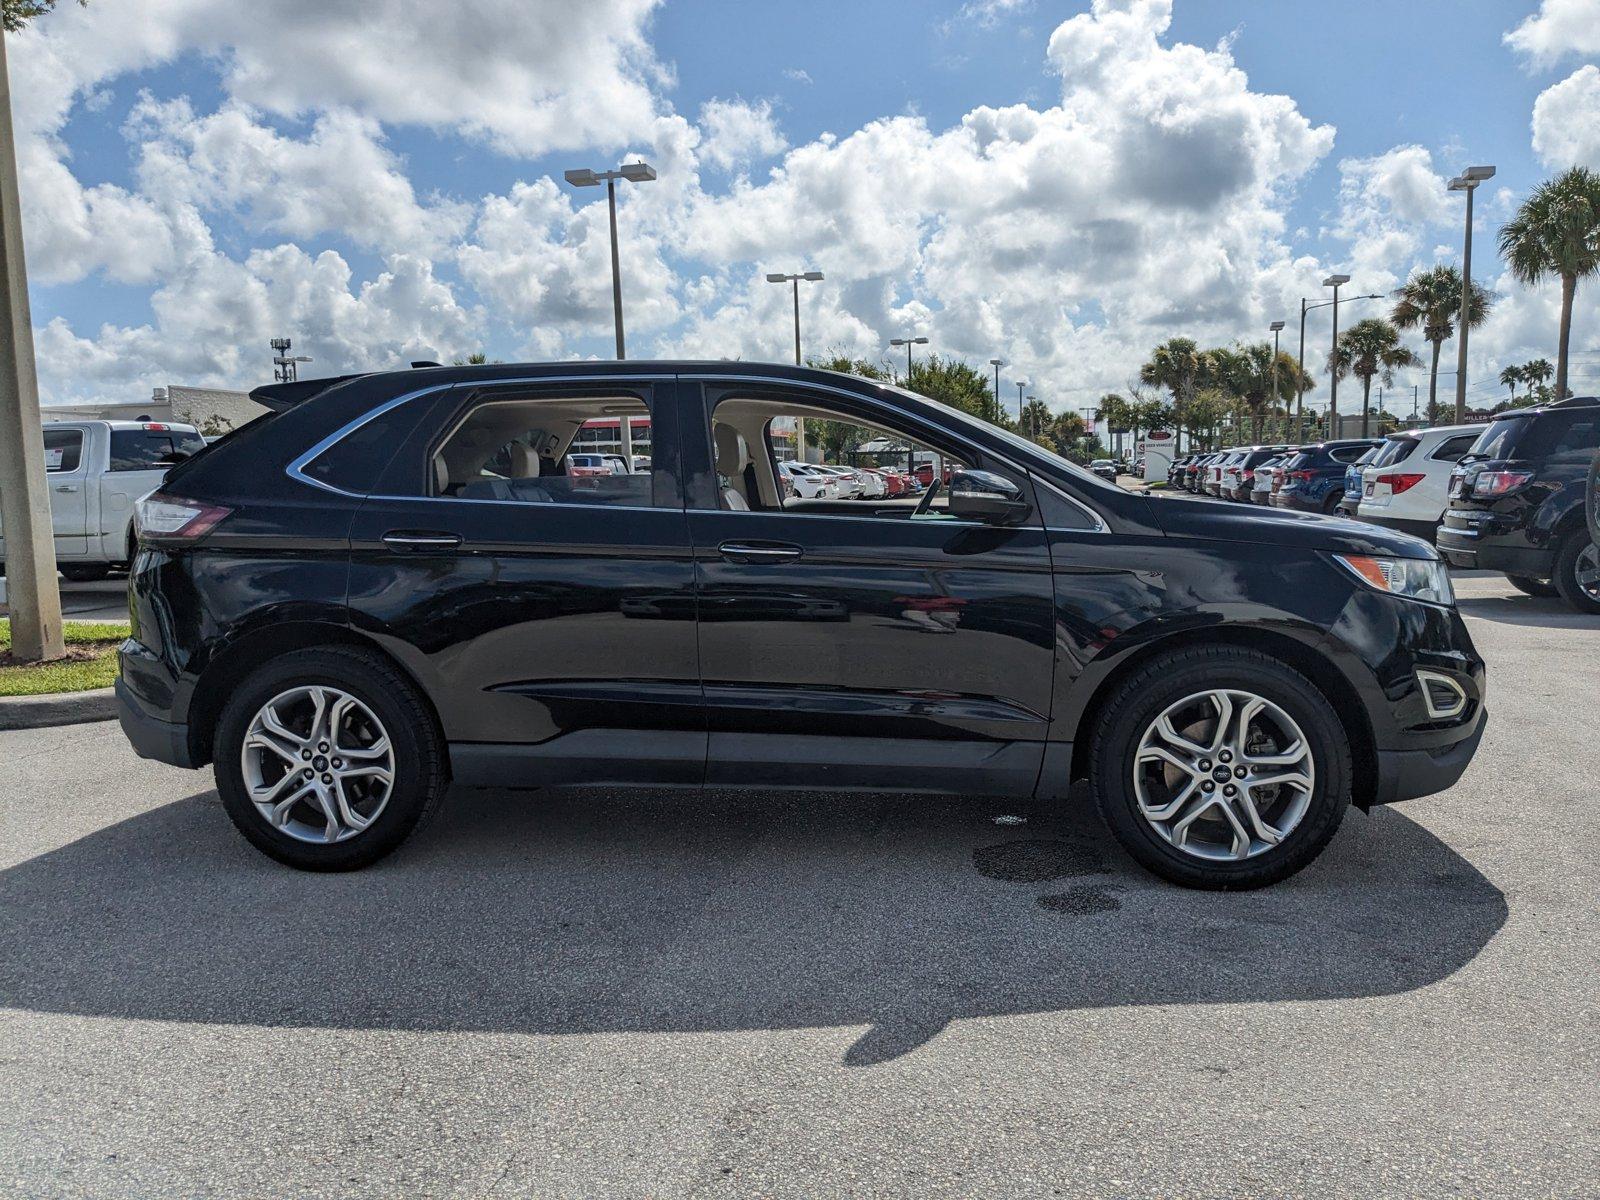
[682,381,1056,796]
[44,428,89,558]
[344,380,705,786]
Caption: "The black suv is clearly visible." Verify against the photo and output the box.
[116,362,1486,889]
[1438,397,1600,613]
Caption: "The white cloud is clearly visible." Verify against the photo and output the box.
[1325,145,1452,294]
[957,0,1032,28]
[697,99,788,172]
[1504,0,1600,69]
[783,68,813,85]
[1531,64,1600,168]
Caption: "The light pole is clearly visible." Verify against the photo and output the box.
[1015,381,1027,428]
[1448,165,1495,422]
[889,334,928,383]
[768,271,823,460]
[1269,320,1285,444]
[1026,395,1037,438]
[1323,274,1350,439]
[1296,286,1380,442]
[563,161,657,359]
[765,271,824,365]
[989,358,1004,425]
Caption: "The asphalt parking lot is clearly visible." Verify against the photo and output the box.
[2,572,1596,1197]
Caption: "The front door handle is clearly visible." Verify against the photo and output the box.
[55,484,79,493]
[718,540,803,565]
[382,530,462,552]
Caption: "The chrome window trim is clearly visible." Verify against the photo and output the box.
[284,374,676,502]
[285,369,1111,534]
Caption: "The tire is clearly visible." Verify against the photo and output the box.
[1322,492,1344,515]
[1552,530,1600,615]
[213,645,447,870]
[1505,573,1559,599]
[1087,646,1352,890]
[59,564,110,582]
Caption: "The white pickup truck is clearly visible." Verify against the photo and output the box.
[0,420,205,581]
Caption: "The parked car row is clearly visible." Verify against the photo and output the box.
[1165,397,1600,612]
[776,460,927,501]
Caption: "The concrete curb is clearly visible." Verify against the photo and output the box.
[0,686,118,731]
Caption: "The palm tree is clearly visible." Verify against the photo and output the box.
[1523,357,1554,393]
[1499,363,1524,403]
[1328,319,1421,437]
[1140,338,1210,449]
[1499,166,1600,401]
[1392,265,1492,424]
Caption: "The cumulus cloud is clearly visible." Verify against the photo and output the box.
[1531,64,1600,168]
[697,99,788,172]
[1504,0,1600,69]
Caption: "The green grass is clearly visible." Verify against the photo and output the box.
[0,619,125,696]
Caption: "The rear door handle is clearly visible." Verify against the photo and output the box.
[382,530,462,552]
[718,540,803,565]
[55,484,79,493]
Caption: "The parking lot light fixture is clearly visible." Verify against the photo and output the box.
[889,335,929,382]
[1323,274,1350,438]
[989,358,1004,424]
[1448,165,1494,423]
[1015,380,1027,427]
[562,161,657,359]
[766,271,825,366]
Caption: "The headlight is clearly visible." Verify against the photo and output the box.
[1333,554,1454,606]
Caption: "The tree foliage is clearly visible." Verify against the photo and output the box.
[1391,264,1493,422]
[3,0,84,32]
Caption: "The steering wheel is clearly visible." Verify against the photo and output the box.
[911,477,941,519]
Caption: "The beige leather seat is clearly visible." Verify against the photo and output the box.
[714,424,752,511]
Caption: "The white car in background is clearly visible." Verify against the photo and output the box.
[809,464,865,498]
[777,460,837,499]
[1356,424,1480,543]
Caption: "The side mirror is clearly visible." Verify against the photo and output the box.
[948,469,1031,524]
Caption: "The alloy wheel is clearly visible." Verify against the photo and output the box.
[1133,688,1315,862]
[240,685,395,843]
[1575,541,1600,602]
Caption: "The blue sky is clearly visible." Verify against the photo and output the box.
[14,0,1600,411]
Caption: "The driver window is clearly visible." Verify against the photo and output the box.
[708,395,970,519]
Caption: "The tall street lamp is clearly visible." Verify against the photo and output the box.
[890,334,928,382]
[563,161,656,359]
[1323,274,1350,439]
[766,271,824,365]
[766,270,823,461]
[1448,165,1495,422]
[1269,320,1285,443]
[1295,284,1379,442]
[989,358,1004,425]
[1015,380,1027,427]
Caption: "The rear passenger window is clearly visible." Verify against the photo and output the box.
[109,430,200,471]
[1329,446,1368,463]
[42,428,83,472]
[428,390,668,508]
[1431,434,1477,463]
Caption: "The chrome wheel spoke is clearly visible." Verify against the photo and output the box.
[1140,775,1202,822]
[1243,738,1305,767]
[269,781,317,829]
[1248,770,1312,793]
[1153,714,1209,758]
[1237,793,1285,846]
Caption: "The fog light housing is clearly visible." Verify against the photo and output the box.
[1416,669,1468,720]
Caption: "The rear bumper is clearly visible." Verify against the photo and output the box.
[114,675,199,769]
[1436,527,1553,576]
[1360,513,1439,543]
[1369,712,1486,807]
[1269,491,1322,513]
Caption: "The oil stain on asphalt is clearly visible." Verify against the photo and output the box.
[971,837,1124,914]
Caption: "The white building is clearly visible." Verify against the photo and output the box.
[42,384,267,435]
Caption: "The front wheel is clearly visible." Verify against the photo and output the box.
[213,646,447,870]
[1552,532,1600,615]
[1088,647,1351,889]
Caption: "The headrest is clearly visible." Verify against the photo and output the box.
[507,443,540,479]
[433,456,449,495]
[714,423,749,475]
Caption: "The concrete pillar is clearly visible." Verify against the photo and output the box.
[0,33,64,660]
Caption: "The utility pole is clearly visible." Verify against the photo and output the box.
[0,32,64,661]
[1269,320,1285,445]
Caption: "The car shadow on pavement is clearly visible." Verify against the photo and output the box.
[0,783,1506,1066]
[1455,595,1595,629]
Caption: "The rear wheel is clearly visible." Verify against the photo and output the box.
[213,646,446,870]
[1088,647,1351,889]
[1506,573,1559,598]
[1321,492,1343,514]
[1552,531,1600,615]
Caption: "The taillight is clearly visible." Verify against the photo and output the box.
[1376,472,1426,495]
[134,492,233,541]
[1472,470,1533,499]
[1288,469,1313,482]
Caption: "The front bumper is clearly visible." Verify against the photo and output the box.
[1370,712,1486,806]
[115,675,200,769]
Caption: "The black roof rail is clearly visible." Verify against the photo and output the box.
[248,373,368,413]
